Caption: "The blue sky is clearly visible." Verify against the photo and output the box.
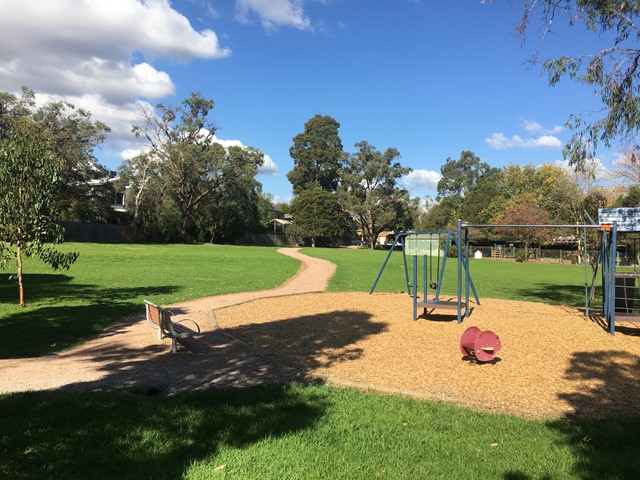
[0,0,612,202]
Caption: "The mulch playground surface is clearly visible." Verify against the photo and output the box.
[214,292,640,419]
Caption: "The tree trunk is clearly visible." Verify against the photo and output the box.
[17,243,25,307]
[368,214,375,250]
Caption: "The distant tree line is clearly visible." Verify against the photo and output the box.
[418,150,639,256]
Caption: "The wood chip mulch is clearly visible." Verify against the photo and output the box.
[215,292,640,419]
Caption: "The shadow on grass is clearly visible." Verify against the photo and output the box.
[59,310,385,393]
[549,351,640,479]
[0,282,178,359]
[0,273,74,305]
[503,350,640,480]
[514,283,589,306]
[0,385,327,480]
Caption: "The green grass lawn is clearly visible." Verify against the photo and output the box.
[2,384,639,480]
[0,243,299,358]
[301,247,601,307]
[2,243,638,479]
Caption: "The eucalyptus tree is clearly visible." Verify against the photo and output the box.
[287,115,344,194]
[289,186,353,247]
[131,93,264,241]
[513,0,640,167]
[339,141,412,249]
[0,117,78,307]
[197,145,266,243]
[0,87,112,222]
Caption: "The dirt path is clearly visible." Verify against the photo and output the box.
[0,248,336,394]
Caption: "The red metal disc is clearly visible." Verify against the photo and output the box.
[474,330,501,362]
[460,326,481,356]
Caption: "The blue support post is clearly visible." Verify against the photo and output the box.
[457,220,462,324]
[465,225,470,315]
[609,224,618,335]
[413,251,418,321]
[583,223,589,319]
[401,236,410,295]
[423,253,427,316]
[369,234,403,295]
[600,230,609,325]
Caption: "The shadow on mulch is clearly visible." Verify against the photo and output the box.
[58,309,384,393]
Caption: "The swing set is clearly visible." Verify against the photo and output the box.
[370,221,480,323]
[371,209,640,334]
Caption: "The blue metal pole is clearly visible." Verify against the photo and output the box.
[401,236,410,295]
[369,233,402,294]
[434,233,451,301]
[461,255,481,305]
[413,252,418,321]
[600,230,609,323]
[423,253,427,303]
[610,224,618,335]
[457,219,462,324]
[465,225,470,315]
[584,223,589,319]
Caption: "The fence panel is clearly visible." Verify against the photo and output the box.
[59,222,133,243]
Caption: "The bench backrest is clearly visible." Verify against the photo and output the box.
[144,300,173,338]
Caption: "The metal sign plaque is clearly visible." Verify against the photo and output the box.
[598,208,640,232]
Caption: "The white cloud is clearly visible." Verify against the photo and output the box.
[402,169,441,191]
[235,0,311,30]
[523,119,563,135]
[0,0,230,164]
[554,157,608,180]
[211,135,280,175]
[270,194,293,204]
[260,155,280,175]
[485,132,563,150]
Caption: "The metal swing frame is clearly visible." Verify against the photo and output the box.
[370,220,480,323]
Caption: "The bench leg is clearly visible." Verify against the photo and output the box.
[158,329,163,341]
[172,338,177,354]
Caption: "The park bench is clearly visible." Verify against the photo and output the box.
[144,300,202,354]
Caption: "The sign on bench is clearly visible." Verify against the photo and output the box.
[144,300,202,353]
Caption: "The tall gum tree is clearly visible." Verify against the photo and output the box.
[287,115,343,194]
[339,141,412,249]
[0,87,111,222]
[131,93,264,241]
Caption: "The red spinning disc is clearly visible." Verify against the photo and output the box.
[474,330,501,362]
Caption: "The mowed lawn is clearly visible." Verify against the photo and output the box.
[0,243,299,358]
[2,244,639,480]
[2,384,639,480]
